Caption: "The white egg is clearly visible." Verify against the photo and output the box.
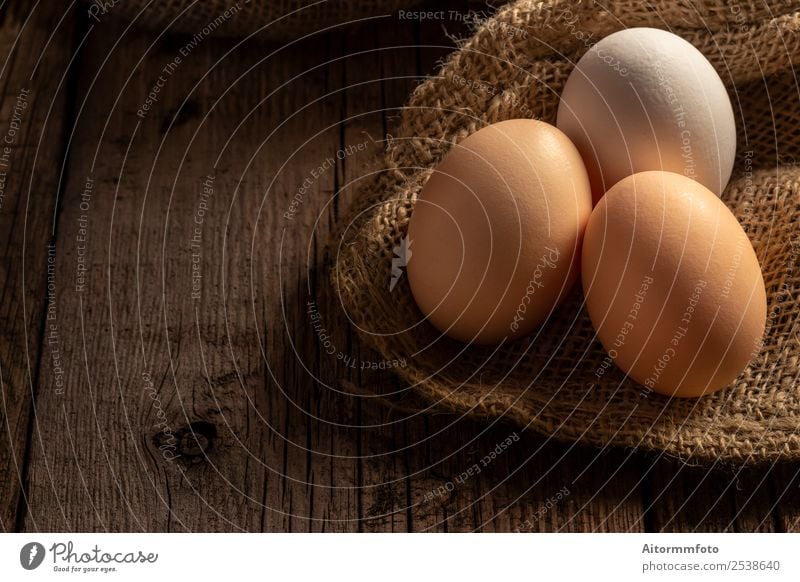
[556,27,736,203]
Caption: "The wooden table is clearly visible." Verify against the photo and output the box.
[1,0,799,532]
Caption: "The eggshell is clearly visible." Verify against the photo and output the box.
[557,27,736,203]
[407,119,592,344]
[581,171,766,397]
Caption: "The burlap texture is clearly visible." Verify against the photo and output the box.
[90,0,421,40]
[330,0,800,464]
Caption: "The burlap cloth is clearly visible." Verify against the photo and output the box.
[89,0,421,39]
[330,0,800,464]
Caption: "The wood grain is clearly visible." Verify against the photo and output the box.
[338,22,412,533]
[645,460,780,532]
[7,0,800,533]
[773,464,800,532]
[0,0,75,532]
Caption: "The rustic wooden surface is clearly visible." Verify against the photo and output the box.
[1,0,799,532]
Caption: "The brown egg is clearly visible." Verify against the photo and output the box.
[407,119,592,344]
[582,171,767,397]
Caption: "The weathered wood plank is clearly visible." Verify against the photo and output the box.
[289,29,363,533]
[335,22,412,533]
[758,464,797,533]
[22,13,351,530]
[0,1,75,532]
[14,0,800,533]
[644,459,779,532]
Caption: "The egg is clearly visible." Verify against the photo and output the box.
[407,119,592,344]
[581,171,766,397]
[557,27,736,203]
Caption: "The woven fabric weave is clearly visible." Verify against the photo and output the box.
[331,0,800,464]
